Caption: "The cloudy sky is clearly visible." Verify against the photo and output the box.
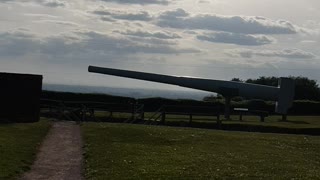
[1,0,320,91]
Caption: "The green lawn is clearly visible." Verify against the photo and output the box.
[82,122,320,179]
[0,119,51,179]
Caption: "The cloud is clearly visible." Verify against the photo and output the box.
[92,9,152,21]
[33,20,80,27]
[197,32,275,46]
[40,0,66,7]
[226,48,317,59]
[158,8,189,19]
[0,0,12,2]
[1,0,67,7]
[78,31,179,54]
[23,13,61,19]
[156,9,298,34]
[198,0,210,3]
[123,36,176,45]
[98,0,169,5]
[0,30,199,58]
[114,29,181,39]
[0,31,41,56]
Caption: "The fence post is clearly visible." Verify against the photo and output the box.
[161,112,166,124]
[189,114,192,125]
[224,96,231,120]
[131,103,135,121]
[141,111,145,121]
[282,114,287,121]
[217,114,222,129]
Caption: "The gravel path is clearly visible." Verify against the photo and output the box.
[20,121,84,180]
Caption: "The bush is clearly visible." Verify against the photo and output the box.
[289,100,320,115]
[232,96,245,102]
[138,98,224,112]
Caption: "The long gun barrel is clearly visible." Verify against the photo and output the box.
[88,65,294,114]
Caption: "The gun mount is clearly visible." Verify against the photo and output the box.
[88,65,294,119]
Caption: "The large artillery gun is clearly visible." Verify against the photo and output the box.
[88,65,294,120]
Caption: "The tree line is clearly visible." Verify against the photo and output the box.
[231,76,320,101]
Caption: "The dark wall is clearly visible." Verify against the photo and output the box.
[0,72,43,123]
[41,90,135,103]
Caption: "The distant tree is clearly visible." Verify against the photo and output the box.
[246,76,278,87]
[203,94,215,102]
[232,96,245,102]
[203,94,223,102]
[293,76,320,101]
[245,76,320,101]
[203,76,320,101]
[231,78,243,82]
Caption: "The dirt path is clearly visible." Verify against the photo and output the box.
[20,121,83,180]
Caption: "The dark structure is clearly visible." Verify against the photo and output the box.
[0,72,43,123]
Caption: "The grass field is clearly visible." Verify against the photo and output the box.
[82,122,320,179]
[0,119,51,179]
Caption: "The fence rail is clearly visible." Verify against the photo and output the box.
[40,99,143,122]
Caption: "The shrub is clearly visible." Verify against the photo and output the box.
[289,100,320,115]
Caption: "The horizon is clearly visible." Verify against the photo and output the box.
[42,83,212,100]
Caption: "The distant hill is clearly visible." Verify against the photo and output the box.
[43,84,211,100]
